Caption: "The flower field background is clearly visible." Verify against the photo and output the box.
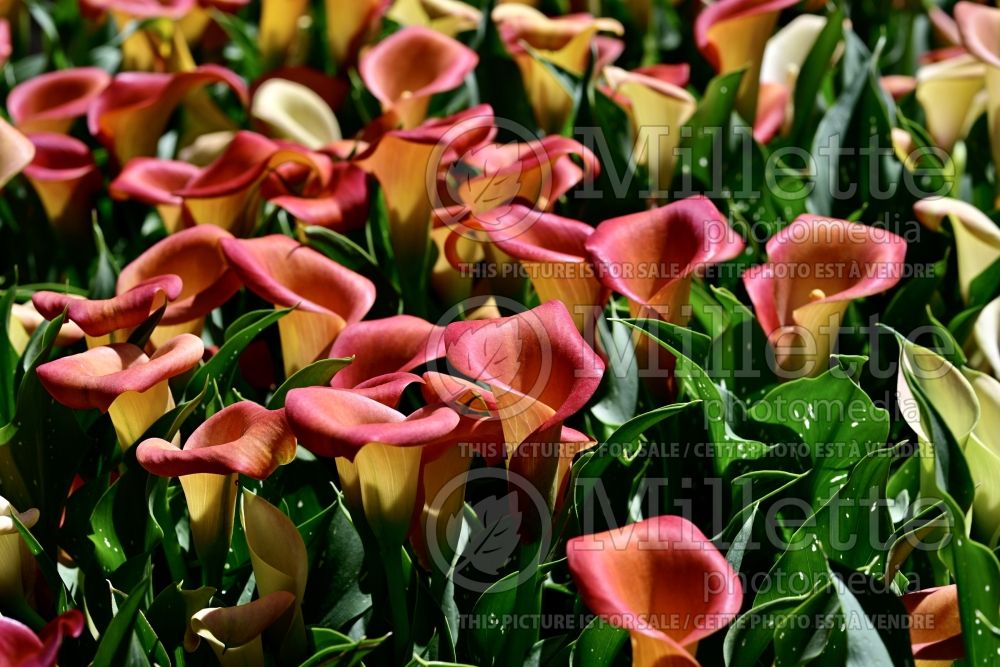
[0,0,999,665]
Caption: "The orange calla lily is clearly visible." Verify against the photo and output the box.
[492,4,624,133]
[744,215,907,378]
[694,0,799,123]
[323,0,389,67]
[567,515,743,667]
[137,401,295,575]
[221,234,376,376]
[7,67,111,134]
[9,301,85,354]
[259,0,308,66]
[360,26,479,129]
[329,315,445,389]
[23,133,103,237]
[87,65,247,164]
[36,333,204,447]
[117,224,242,346]
[901,585,963,664]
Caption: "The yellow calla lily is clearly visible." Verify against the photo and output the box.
[916,54,986,152]
[388,0,481,36]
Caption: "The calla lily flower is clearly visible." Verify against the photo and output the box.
[0,495,39,604]
[88,65,248,164]
[0,118,36,190]
[190,591,296,667]
[137,401,295,576]
[602,66,696,190]
[587,196,745,325]
[567,515,743,667]
[8,302,84,354]
[33,274,181,341]
[956,1,1000,202]
[896,340,1000,544]
[323,0,388,66]
[7,67,111,134]
[901,585,963,663]
[329,315,445,389]
[387,0,482,36]
[356,105,495,266]
[492,5,624,133]
[241,493,308,661]
[221,235,376,376]
[286,385,459,551]
[915,53,985,152]
[109,158,200,233]
[0,609,85,667]
[977,296,1000,379]
[756,14,844,142]
[477,204,606,334]
[259,0,308,65]
[23,133,102,237]
[360,26,479,129]
[443,300,604,454]
[117,225,241,346]
[36,333,204,447]
[263,160,370,233]
[913,197,1000,303]
[177,130,235,166]
[694,0,799,123]
[251,78,341,150]
[0,20,10,68]
[744,216,906,378]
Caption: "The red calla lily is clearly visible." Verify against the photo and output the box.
[0,609,85,667]
[7,67,111,134]
[33,275,182,339]
[329,315,445,389]
[360,25,478,128]
[221,234,376,375]
[443,300,604,453]
[88,65,247,164]
[23,133,103,236]
[109,158,200,232]
[743,215,907,377]
[567,515,743,667]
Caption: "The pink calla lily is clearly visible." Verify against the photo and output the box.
[329,315,445,389]
[360,26,479,129]
[33,274,182,340]
[221,234,376,375]
[901,585,963,662]
[567,515,743,667]
[109,158,200,233]
[0,609,85,667]
[7,67,111,134]
[743,215,907,377]
[22,133,103,237]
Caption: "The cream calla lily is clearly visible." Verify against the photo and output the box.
[962,368,1000,545]
[977,296,1000,378]
[191,591,296,667]
[387,0,481,36]
[241,492,308,662]
[0,496,39,604]
[913,197,1000,303]
[251,78,341,150]
[915,54,986,152]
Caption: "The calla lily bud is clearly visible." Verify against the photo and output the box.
[567,515,743,667]
[240,492,308,660]
[360,26,479,129]
[744,216,906,378]
[36,333,204,447]
[221,235,376,376]
[914,197,1000,303]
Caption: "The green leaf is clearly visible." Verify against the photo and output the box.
[571,617,627,667]
[186,306,293,400]
[93,575,152,667]
[0,286,18,423]
[680,69,745,187]
[590,316,638,427]
[267,356,353,409]
[789,8,846,142]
